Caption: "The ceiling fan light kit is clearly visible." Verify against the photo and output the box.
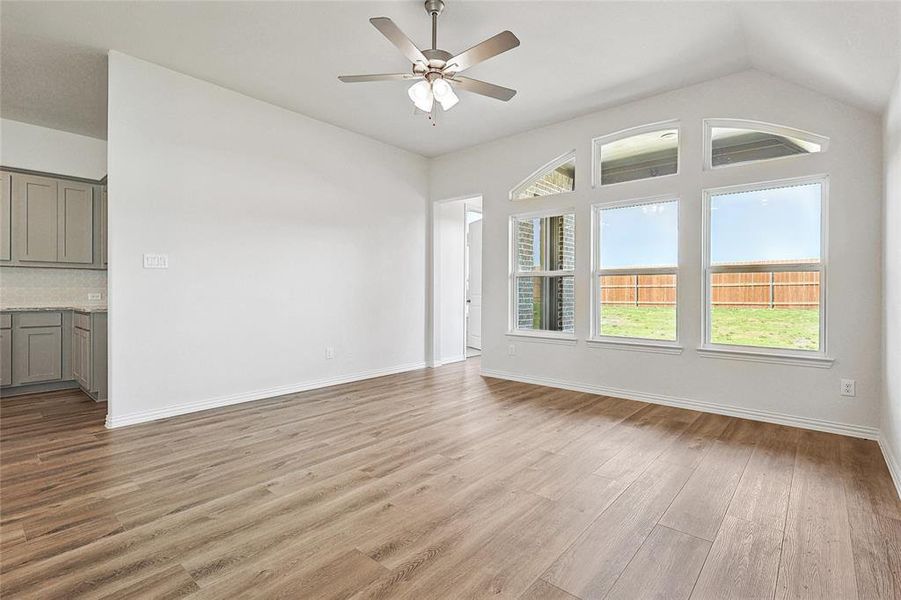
[339,0,519,119]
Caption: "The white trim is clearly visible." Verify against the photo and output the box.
[592,120,681,188]
[696,346,834,368]
[509,150,576,201]
[437,354,467,366]
[703,118,830,171]
[480,368,878,440]
[701,175,829,360]
[878,435,901,501]
[105,361,426,428]
[506,331,578,345]
[587,338,683,354]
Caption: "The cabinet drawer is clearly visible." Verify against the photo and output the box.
[74,312,91,331]
[17,312,62,328]
[0,314,10,329]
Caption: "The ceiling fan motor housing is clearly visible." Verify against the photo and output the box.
[424,0,445,17]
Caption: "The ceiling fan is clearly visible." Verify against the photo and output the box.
[338,0,520,114]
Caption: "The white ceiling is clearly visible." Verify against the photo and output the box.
[2,1,898,158]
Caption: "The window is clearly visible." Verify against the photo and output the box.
[703,178,826,354]
[593,122,679,186]
[705,119,828,169]
[593,198,679,342]
[510,151,575,200]
[511,212,575,335]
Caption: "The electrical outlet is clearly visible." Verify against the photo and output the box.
[87,293,102,301]
[840,378,856,397]
[326,347,335,360]
[507,344,516,356]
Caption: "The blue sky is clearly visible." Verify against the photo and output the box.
[599,183,821,268]
[600,201,678,268]
[710,183,821,264]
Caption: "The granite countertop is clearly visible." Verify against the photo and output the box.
[0,306,108,313]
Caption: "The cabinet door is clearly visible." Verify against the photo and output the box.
[1,172,10,262]
[12,326,62,385]
[100,186,108,267]
[72,327,92,390]
[13,174,59,263]
[0,329,11,386]
[58,181,94,264]
[71,327,83,386]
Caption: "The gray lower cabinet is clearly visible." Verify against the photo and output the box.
[72,312,107,400]
[72,326,91,390]
[11,312,63,385]
[1,310,106,400]
[1,315,11,386]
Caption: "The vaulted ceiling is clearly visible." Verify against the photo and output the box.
[2,1,898,157]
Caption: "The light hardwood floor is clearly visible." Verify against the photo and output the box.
[1,358,899,599]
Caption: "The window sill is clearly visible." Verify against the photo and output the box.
[696,346,834,368]
[506,331,578,345]
[587,338,683,355]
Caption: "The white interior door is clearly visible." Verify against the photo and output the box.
[466,219,483,349]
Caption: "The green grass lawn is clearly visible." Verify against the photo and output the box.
[599,305,820,350]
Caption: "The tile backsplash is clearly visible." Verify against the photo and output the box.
[0,267,107,307]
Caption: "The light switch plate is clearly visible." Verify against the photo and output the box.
[143,254,169,269]
[87,293,102,301]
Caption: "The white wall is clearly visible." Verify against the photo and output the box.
[437,200,466,363]
[883,63,901,491]
[431,69,884,436]
[106,52,429,426]
[0,118,107,179]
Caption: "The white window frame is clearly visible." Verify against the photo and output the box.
[508,208,576,341]
[591,120,681,188]
[703,118,830,171]
[699,174,832,367]
[509,150,576,201]
[589,195,682,353]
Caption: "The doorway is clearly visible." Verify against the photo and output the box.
[465,207,482,357]
[431,195,482,366]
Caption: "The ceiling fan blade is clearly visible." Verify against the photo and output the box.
[449,76,517,101]
[444,31,520,73]
[338,73,421,83]
[369,17,428,65]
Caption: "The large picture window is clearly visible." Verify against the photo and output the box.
[511,212,575,335]
[703,178,826,354]
[593,198,679,343]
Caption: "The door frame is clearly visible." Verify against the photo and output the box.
[428,194,482,367]
[465,207,483,351]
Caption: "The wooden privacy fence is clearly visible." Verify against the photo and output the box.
[600,271,820,309]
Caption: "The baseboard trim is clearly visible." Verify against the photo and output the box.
[480,368,880,441]
[879,435,901,501]
[105,361,427,429]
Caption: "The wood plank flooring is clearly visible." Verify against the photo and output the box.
[1,358,899,599]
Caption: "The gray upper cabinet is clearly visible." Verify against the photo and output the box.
[58,181,94,264]
[5,171,103,269]
[100,186,108,267]
[1,172,10,262]
[13,174,59,263]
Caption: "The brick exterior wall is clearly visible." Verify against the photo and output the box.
[514,214,575,332]
[516,219,536,329]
